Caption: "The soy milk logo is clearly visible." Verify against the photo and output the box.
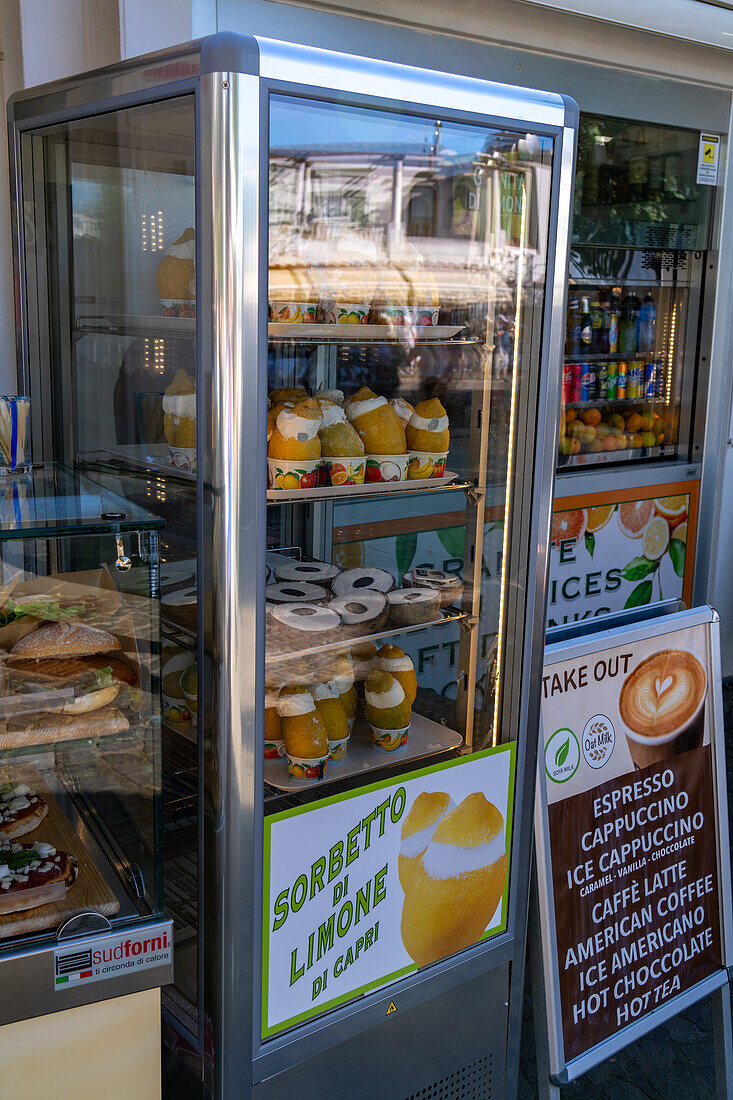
[545,728,580,783]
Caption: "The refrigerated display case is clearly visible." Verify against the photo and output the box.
[0,463,171,1024]
[8,36,576,1097]
[549,113,715,628]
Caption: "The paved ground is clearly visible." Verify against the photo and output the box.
[518,682,733,1098]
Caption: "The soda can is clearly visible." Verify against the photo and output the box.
[616,361,627,399]
[570,362,582,402]
[580,363,596,402]
[653,361,665,400]
[606,362,618,400]
[644,361,656,398]
[627,361,641,400]
[562,363,574,403]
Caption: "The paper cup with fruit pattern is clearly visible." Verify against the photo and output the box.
[267,457,321,491]
[407,450,448,480]
[160,298,196,318]
[265,738,286,760]
[321,456,366,487]
[323,303,369,325]
[269,302,317,323]
[328,737,350,762]
[364,454,409,484]
[168,445,197,473]
[287,753,330,780]
[370,724,409,752]
[162,652,194,726]
[409,306,440,327]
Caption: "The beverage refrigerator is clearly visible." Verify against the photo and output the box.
[550,113,718,630]
[8,34,577,1097]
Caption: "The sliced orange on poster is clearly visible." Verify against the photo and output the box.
[586,504,615,533]
[551,509,587,545]
[617,499,654,538]
[654,495,687,522]
[642,515,670,561]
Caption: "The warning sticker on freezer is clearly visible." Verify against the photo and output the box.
[697,133,720,185]
[53,926,171,989]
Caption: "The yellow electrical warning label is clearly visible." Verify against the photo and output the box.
[386,1002,397,1015]
[697,133,720,185]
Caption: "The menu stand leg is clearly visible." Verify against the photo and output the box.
[713,981,733,1100]
[529,865,561,1100]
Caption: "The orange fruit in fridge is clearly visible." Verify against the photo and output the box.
[581,408,602,427]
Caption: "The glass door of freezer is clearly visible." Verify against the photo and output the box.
[262,94,555,1038]
[556,115,713,473]
[18,98,199,1036]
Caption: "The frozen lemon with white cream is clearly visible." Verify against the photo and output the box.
[400,792,507,967]
[316,397,365,458]
[311,682,350,760]
[398,791,454,891]
[163,369,196,448]
[346,387,406,455]
[406,398,450,453]
[389,397,415,429]
[365,669,411,751]
[268,397,322,460]
[373,643,417,705]
[157,227,195,301]
[327,654,357,728]
[278,687,329,780]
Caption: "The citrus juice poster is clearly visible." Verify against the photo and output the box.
[262,744,515,1037]
[547,484,697,629]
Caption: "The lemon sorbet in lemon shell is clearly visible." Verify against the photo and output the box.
[400,793,507,967]
[364,669,411,730]
[268,397,322,461]
[311,682,350,760]
[277,687,328,759]
[406,398,450,453]
[345,387,406,455]
[316,397,365,458]
[398,791,455,892]
[373,643,417,705]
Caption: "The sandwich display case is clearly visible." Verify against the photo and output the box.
[8,35,576,1098]
[549,114,717,628]
[0,463,171,1025]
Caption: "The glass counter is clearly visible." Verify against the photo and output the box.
[0,464,162,949]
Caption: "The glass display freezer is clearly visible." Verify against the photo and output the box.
[9,34,577,1098]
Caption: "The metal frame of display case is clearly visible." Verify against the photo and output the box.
[9,34,577,1098]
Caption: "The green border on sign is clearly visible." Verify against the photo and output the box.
[261,741,517,1039]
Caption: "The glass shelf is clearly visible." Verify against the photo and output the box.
[0,464,164,539]
[564,352,655,363]
[266,472,466,503]
[264,713,462,794]
[266,609,467,668]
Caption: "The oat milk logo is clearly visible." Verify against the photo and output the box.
[582,713,615,769]
[545,728,580,784]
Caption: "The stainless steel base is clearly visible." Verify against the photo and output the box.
[253,964,509,1100]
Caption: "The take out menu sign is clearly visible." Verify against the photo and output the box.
[536,617,726,1065]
